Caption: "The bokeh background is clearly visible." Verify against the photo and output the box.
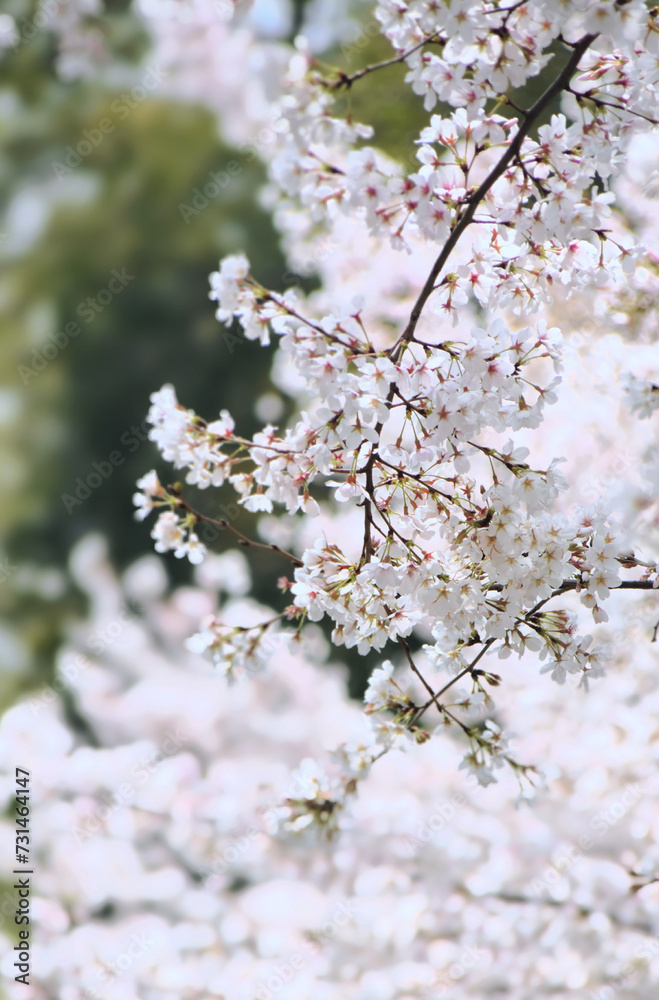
[0,0,311,710]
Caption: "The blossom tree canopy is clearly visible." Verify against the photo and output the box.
[131,0,659,814]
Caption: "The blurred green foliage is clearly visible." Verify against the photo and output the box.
[0,5,291,707]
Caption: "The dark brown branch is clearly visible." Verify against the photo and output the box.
[360,459,376,565]
[567,88,659,127]
[406,575,658,722]
[399,636,444,716]
[176,496,304,567]
[321,32,441,90]
[388,32,598,361]
[536,579,657,596]
[481,578,658,602]
[433,639,496,702]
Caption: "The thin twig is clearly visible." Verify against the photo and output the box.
[568,88,659,127]
[176,496,304,567]
[321,31,442,90]
[399,636,444,716]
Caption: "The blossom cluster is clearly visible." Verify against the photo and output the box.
[135,251,629,780]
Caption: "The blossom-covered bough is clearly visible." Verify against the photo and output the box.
[135,0,659,830]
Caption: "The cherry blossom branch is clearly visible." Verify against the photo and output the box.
[375,457,455,501]
[406,574,659,726]
[388,31,598,361]
[541,579,657,596]
[361,460,376,563]
[174,493,304,567]
[136,2,659,809]
[399,635,440,707]
[265,293,362,350]
[320,32,442,90]
[501,94,529,117]
[410,639,497,725]
[567,88,659,127]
